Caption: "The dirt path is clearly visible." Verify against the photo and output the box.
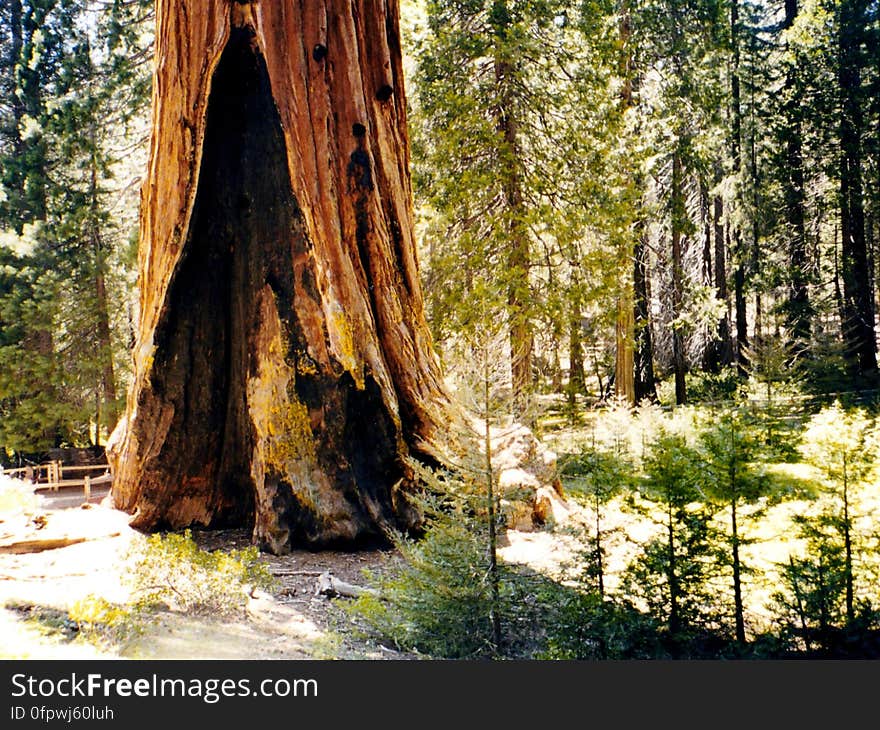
[0,492,410,660]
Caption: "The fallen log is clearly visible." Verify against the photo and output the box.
[0,536,88,554]
[0,532,121,555]
[314,571,378,600]
[269,569,323,577]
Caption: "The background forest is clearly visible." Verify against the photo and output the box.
[0,0,878,658]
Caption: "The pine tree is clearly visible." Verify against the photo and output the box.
[626,431,720,642]
[412,0,626,414]
[800,402,878,623]
[561,444,633,598]
[0,0,152,455]
[698,407,771,645]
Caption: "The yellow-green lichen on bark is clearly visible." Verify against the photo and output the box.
[328,302,364,389]
[247,286,321,514]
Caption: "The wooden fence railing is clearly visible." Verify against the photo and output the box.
[2,461,112,501]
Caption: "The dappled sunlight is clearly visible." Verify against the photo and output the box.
[0,484,399,659]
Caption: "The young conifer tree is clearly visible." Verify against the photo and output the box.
[800,402,878,624]
[626,431,719,642]
[698,408,771,646]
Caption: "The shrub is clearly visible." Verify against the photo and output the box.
[348,520,502,658]
[345,463,543,659]
[538,586,664,659]
[125,529,275,616]
[0,476,38,515]
[68,595,142,647]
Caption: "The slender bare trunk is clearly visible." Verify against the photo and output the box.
[731,0,748,375]
[671,149,687,405]
[484,352,501,652]
[634,226,657,402]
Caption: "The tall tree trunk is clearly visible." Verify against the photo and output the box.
[734,264,748,374]
[615,293,635,402]
[789,555,812,653]
[837,0,877,375]
[842,454,854,623]
[702,182,713,289]
[496,75,533,415]
[492,2,533,416]
[89,115,118,438]
[835,228,848,332]
[782,0,811,354]
[633,225,657,402]
[483,347,501,651]
[108,1,458,552]
[730,0,748,375]
[667,502,679,637]
[731,495,746,645]
[614,0,636,404]
[671,149,687,406]
[713,194,734,368]
[749,102,763,346]
[8,0,23,128]
[595,492,605,599]
[568,309,585,395]
[700,181,716,372]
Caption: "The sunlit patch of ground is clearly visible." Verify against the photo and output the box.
[0,479,406,660]
[497,457,879,639]
[499,529,582,580]
[0,604,108,659]
[122,612,320,660]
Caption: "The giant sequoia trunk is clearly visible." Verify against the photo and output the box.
[614,0,636,404]
[108,1,458,552]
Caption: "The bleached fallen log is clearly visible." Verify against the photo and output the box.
[0,531,121,555]
[0,536,89,554]
[314,571,378,600]
[269,569,323,577]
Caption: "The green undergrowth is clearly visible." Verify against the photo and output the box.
[52,530,276,650]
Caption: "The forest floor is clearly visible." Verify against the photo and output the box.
[0,484,582,661]
[0,499,404,660]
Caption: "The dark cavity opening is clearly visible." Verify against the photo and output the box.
[149,27,301,526]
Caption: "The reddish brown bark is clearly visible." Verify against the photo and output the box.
[108,0,458,552]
